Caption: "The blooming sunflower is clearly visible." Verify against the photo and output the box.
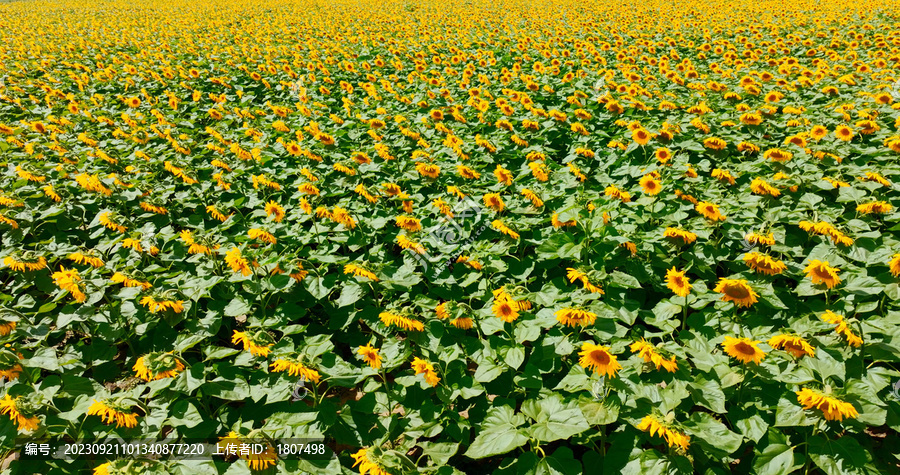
[224,247,252,276]
[358,344,382,369]
[492,296,520,323]
[578,342,622,378]
[804,259,841,289]
[639,174,662,195]
[796,388,859,421]
[714,278,758,307]
[665,267,691,297]
[344,263,379,281]
[721,336,766,364]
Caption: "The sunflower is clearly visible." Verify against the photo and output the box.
[270,358,321,383]
[695,201,726,221]
[492,297,520,323]
[744,232,775,246]
[804,259,841,289]
[721,336,766,364]
[248,228,277,245]
[351,448,392,475]
[834,125,854,141]
[358,344,382,369]
[578,342,622,378]
[395,215,422,232]
[663,227,697,245]
[654,147,672,163]
[133,352,185,381]
[491,220,519,240]
[217,432,278,470]
[379,311,424,331]
[224,247,252,276]
[344,263,379,281]
[265,200,285,222]
[0,395,39,431]
[87,399,139,428]
[796,388,859,421]
[630,339,678,373]
[494,165,513,185]
[632,128,651,145]
[768,334,815,358]
[819,310,863,347]
[639,174,661,195]
[555,308,597,327]
[637,415,689,450]
[232,331,273,357]
[714,278,758,307]
[51,266,87,303]
[889,254,900,277]
[743,252,787,275]
[665,267,691,297]
[703,137,727,150]
[483,193,505,212]
[411,357,440,387]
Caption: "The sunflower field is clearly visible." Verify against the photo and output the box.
[2,0,900,473]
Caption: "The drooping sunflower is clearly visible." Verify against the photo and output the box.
[555,308,598,327]
[0,395,39,431]
[714,278,758,307]
[695,201,726,221]
[743,252,787,275]
[232,330,273,357]
[410,357,441,387]
[768,334,815,358]
[637,415,690,450]
[351,448,392,475]
[630,339,678,373]
[87,399,139,429]
[483,193,505,212]
[578,342,622,378]
[804,259,841,289]
[344,263,379,281]
[889,253,900,277]
[796,388,859,421]
[379,311,424,331]
[663,227,697,245]
[721,336,766,365]
[270,357,321,383]
[133,352,185,381]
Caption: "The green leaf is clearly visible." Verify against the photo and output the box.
[463,405,528,459]
[224,297,252,317]
[682,412,742,458]
[808,435,879,475]
[521,394,590,443]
